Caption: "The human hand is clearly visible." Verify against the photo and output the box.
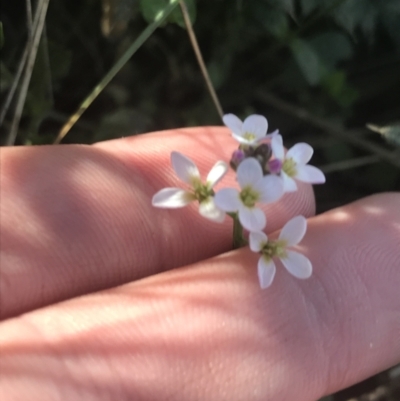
[0,127,399,401]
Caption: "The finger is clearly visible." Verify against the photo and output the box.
[0,127,315,318]
[0,193,398,401]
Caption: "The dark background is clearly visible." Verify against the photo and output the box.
[1,1,400,399]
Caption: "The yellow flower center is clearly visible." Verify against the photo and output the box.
[191,178,214,203]
[240,186,259,207]
[243,132,256,142]
[260,239,287,261]
[282,158,297,177]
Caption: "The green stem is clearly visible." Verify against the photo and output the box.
[229,213,247,249]
[53,0,180,144]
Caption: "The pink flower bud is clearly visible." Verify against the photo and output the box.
[268,158,282,174]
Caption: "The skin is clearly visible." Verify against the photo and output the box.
[0,127,399,401]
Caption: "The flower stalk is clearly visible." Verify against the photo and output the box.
[230,213,247,249]
[152,113,326,289]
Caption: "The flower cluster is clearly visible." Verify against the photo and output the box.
[152,114,325,288]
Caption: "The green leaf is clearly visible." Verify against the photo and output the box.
[139,0,163,23]
[247,2,289,39]
[140,0,174,24]
[384,0,400,14]
[278,0,295,15]
[367,124,400,147]
[262,7,289,38]
[299,0,319,16]
[168,0,196,28]
[290,38,321,85]
[322,70,345,95]
[309,32,353,69]
[266,0,295,15]
[333,0,377,40]
[321,70,358,107]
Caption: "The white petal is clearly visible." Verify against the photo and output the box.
[214,188,241,212]
[223,114,242,136]
[249,231,268,252]
[279,215,307,246]
[282,171,298,192]
[171,151,200,185]
[296,165,326,184]
[271,134,284,160]
[242,115,268,140]
[152,188,193,208]
[286,143,313,165]
[206,161,228,187]
[257,175,284,203]
[199,198,225,222]
[281,250,312,279]
[231,133,253,145]
[238,207,266,232]
[258,257,276,289]
[265,129,280,139]
[236,158,263,188]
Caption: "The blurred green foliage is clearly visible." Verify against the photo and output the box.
[2,0,400,142]
[1,0,400,199]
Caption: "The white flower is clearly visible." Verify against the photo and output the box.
[152,151,228,222]
[223,114,277,146]
[271,134,326,192]
[249,216,312,289]
[214,158,284,231]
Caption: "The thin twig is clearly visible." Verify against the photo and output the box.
[179,0,224,119]
[0,47,29,127]
[6,0,51,146]
[53,0,180,144]
[257,91,400,169]
[26,0,33,40]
